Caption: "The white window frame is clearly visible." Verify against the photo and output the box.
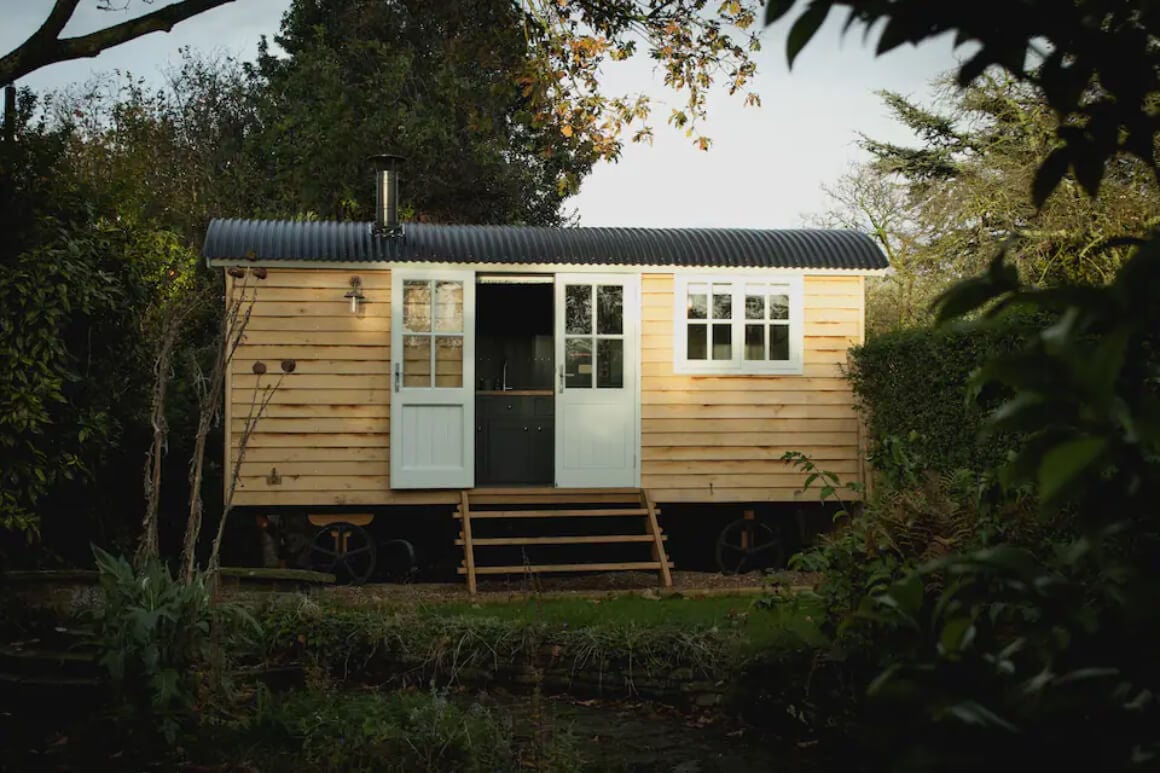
[672,274,804,375]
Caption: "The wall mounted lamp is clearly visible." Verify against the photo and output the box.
[344,276,366,313]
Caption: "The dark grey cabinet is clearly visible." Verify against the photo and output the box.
[476,394,554,485]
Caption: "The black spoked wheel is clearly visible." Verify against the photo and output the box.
[310,522,377,584]
[715,518,784,575]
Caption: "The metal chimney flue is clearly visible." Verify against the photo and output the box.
[370,153,404,236]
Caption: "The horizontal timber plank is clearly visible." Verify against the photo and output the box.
[640,361,845,378]
[233,432,388,448]
[455,535,661,546]
[643,418,858,433]
[641,404,855,420]
[237,461,389,477]
[233,366,392,380]
[231,388,390,404]
[250,301,390,318]
[242,330,389,347]
[245,315,391,332]
[233,490,458,507]
[248,287,390,302]
[236,474,389,491]
[231,403,390,419]
[456,508,648,519]
[232,345,389,361]
[256,270,391,289]
[642,431,856,447]
[641,376,850,391]
[641,390,853,405]
[231,417,388,434]
[466,493,644,505]
[459,562,672,575]
[240,447,389,462]
[641,444,855,461]
[642,473,838,489]
[652,487,861,503]
[643,459,858,475]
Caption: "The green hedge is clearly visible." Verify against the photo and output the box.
[847,312,1050,476]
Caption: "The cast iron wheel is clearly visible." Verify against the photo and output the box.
[310,522,377,584]
[715,518,784,575]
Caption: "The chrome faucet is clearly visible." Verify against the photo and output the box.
[502,360,511,391]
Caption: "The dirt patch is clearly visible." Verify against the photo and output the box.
[309,570,816,606]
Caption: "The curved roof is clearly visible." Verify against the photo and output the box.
[202,219,888,271]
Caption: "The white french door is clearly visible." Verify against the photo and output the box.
[554,273,639,488]
[390,270,475,489]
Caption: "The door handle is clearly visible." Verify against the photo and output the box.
[394,363,401,393]
[558,364,565,394]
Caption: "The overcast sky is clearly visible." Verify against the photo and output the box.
[3,1,966,228]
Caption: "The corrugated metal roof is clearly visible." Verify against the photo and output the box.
[202,219,888,270]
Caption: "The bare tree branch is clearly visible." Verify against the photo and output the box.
[0,0,235,85]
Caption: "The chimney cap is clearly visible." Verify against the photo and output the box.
[369,153,405,170]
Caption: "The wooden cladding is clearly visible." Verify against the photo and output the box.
[228,268,866,508]
[639,273,864,503]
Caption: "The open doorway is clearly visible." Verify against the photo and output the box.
[474,277,555,486]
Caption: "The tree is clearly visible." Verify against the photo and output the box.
[0,0,236,86]
[808,73,1160,334]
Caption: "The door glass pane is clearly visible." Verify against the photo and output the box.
[770,324,790,360]
[565,337,592,388]
[745,294,765,320]
[566,285,592,334]
[770,294,790,320]
[712,285,732,319]
[744,324,765,360]
[687,324,707,360]
[596,338,624,388]
[434,336,463,387]
[687,287,707,320]
[402,334,431,387]
[434,281,463,332]
[711,323,732,360]
[402,281,432,333]
[596,285,623,334]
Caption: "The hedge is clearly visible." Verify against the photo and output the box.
[846,311,1051,476]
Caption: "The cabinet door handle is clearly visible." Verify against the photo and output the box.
[536,426,542,432]
[523,426,529,431]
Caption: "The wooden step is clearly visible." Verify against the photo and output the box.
[457,561,674,575]
[455,507,649,520]
[466,492,642,506]
[455,534,665,546]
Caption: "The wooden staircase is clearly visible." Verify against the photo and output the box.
[454,488,673,594]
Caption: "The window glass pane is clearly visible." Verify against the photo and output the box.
[687,324,707,360]
[565,337,592,388]
[402,280,431,333]
[434,281,463,333]
[687,290,707,320]
[770,324,790,360]
[744,324,765,360]
[434,336,463,387]
[596,339,624,388]
[712,284,732,319]
[566,285,592,334]
[711,323,732,360]
[402,334,431,387]
[597,285,623,334]
[770,294,789,321]
[745,294,765,320]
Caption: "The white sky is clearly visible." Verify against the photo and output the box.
[3,1,967,228]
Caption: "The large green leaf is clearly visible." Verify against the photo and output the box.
[786,1,830,69]
[1038,436,1108,503]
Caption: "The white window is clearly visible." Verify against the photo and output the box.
[673,275,803,374]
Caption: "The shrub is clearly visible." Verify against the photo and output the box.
[847,311,1052,476]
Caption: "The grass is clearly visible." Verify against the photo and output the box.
[425,593,825,652]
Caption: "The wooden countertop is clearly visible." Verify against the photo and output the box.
[476,390,554,396]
